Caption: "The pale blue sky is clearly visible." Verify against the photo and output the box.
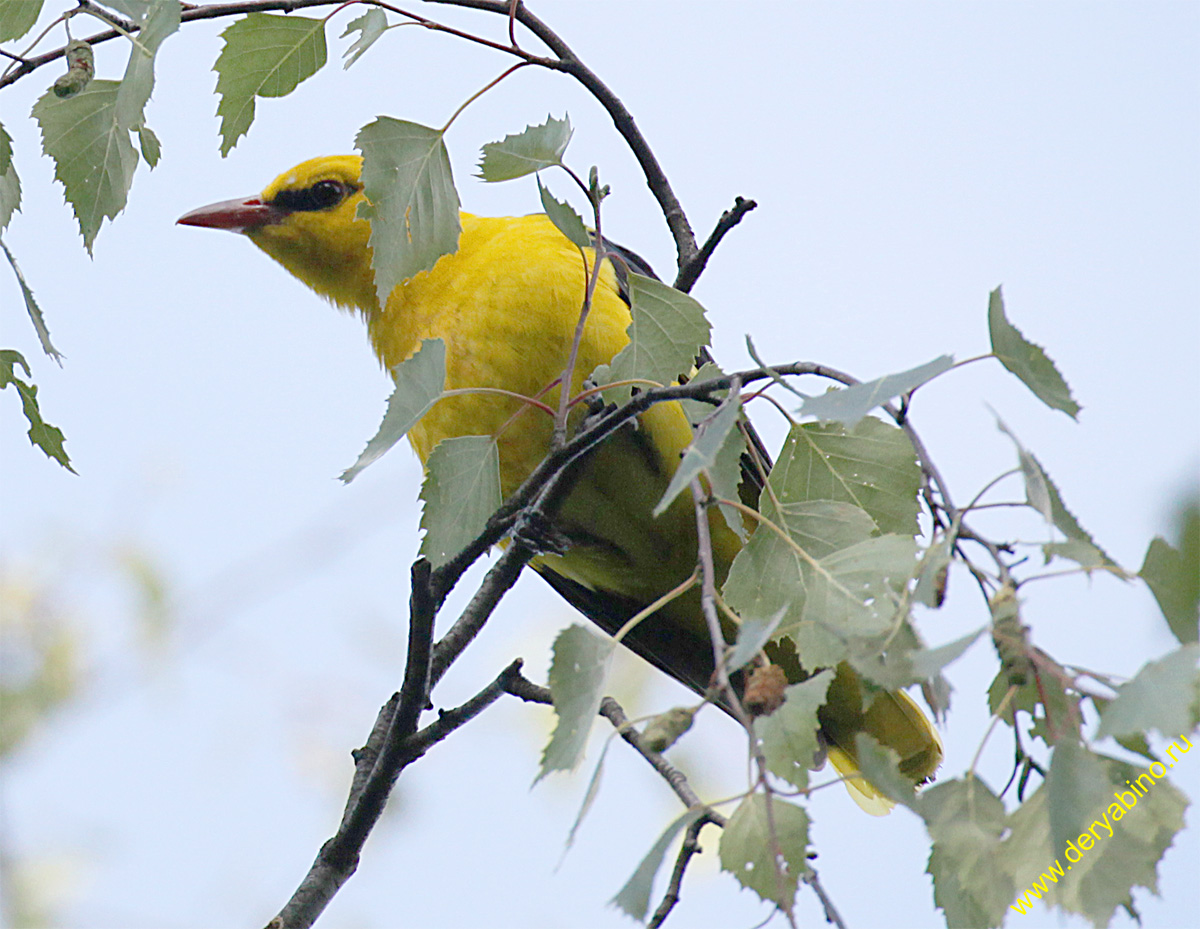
[2,2,1197,927]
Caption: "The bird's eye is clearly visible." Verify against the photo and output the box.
[272,179,351,213]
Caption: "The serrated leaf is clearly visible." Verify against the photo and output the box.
[996,413,1122,572]
[726,607,786,674]
[537,624,614,782]
[214,14,327,156]
[0,0,42,42]
[853,733,921,808]
[1096,644,1200,741]
[563,732,611,856]
[723,502,877,669]
[0,124,19,230]
[340,9,387,68]
[1139,504,1200,644]
[340,338,446,482]
[417,435,501,568]
[610,808,705,921]
[799,354,954,427]
[1046,740,1114,868]
[993,411,1052,521]
[0,348,73,471]
[756,670,833,789]
[988,286,1080,418]
[1003,754,1188,927]
[355,117,461,305]
[853,627,984,691]
[136,123,160,167]
[718,794,809,909]
[1,237,59,361]
[32,81,137,252]
[920,777,1014,929]
[769,418,922,537]
[723,502,910,669]
[477,115,573,182]
[114,0,180,133]
[537,177,589,249]
[1042,539,1107,570]
[0,122,11,174]
[1034,450,1122,571]
[654,389,741,515]
[591,273,710,403]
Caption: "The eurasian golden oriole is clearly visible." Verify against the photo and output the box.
[179,155,942,811]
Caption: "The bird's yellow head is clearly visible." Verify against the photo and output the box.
[178,155,377,312]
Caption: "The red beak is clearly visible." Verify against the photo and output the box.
[177,196,284,233]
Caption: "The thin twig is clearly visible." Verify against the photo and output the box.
[647,816,711,929]
[802,866,848,929]
[673,196,758,293]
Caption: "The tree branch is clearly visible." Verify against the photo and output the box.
[673,196,758,294]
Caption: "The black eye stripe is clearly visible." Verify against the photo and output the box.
[271,179,353,213]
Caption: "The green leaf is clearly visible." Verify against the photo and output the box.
[136,123,161,168]
[799,354,954,427]
[1139,502,1200,644]
[921,777,1014,929]
[1046,740,1115,872]
[563,738,611,856]
[32,81,137,253]
[537,624,614,782]
[988,285,1080,418]
[1003,754,1189,927]
[852,732,922,808]
[355,117,461,305]
[104,0,155,19]
[610,808,705,921]
[768,418,922,537]
[852,626,984,691]
[726,607,786,674]
[0,125,19,231]
[0,121,11,172]
[536,177,589,250]
[214,14,327,156]
[114,0,180,134]
[340,339,446,483]
[591,273,711,403]
[0,0,42,42]
[913,538,951,608]
[477,115,573,182]
[718,794,809,910]
[996,414,1122,573]
[723,502,876,668]
[0,349,73,471]
[1096,645,1200,741]
[340,9,387,68]
[654,390,741,516]
[756,670,833,789]
[993,411,1052,521]
[1,237,59,360]
[417,435,501,568]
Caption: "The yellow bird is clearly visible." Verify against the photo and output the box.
[179,155,941,810]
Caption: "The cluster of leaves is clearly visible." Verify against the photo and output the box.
[3,4,1198,928]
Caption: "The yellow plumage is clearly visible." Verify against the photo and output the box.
[179,155,942,811]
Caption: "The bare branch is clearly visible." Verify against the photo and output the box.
[673,196,758,293]
[648,816,711,929]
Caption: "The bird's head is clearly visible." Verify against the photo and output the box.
[178,155,378,311]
